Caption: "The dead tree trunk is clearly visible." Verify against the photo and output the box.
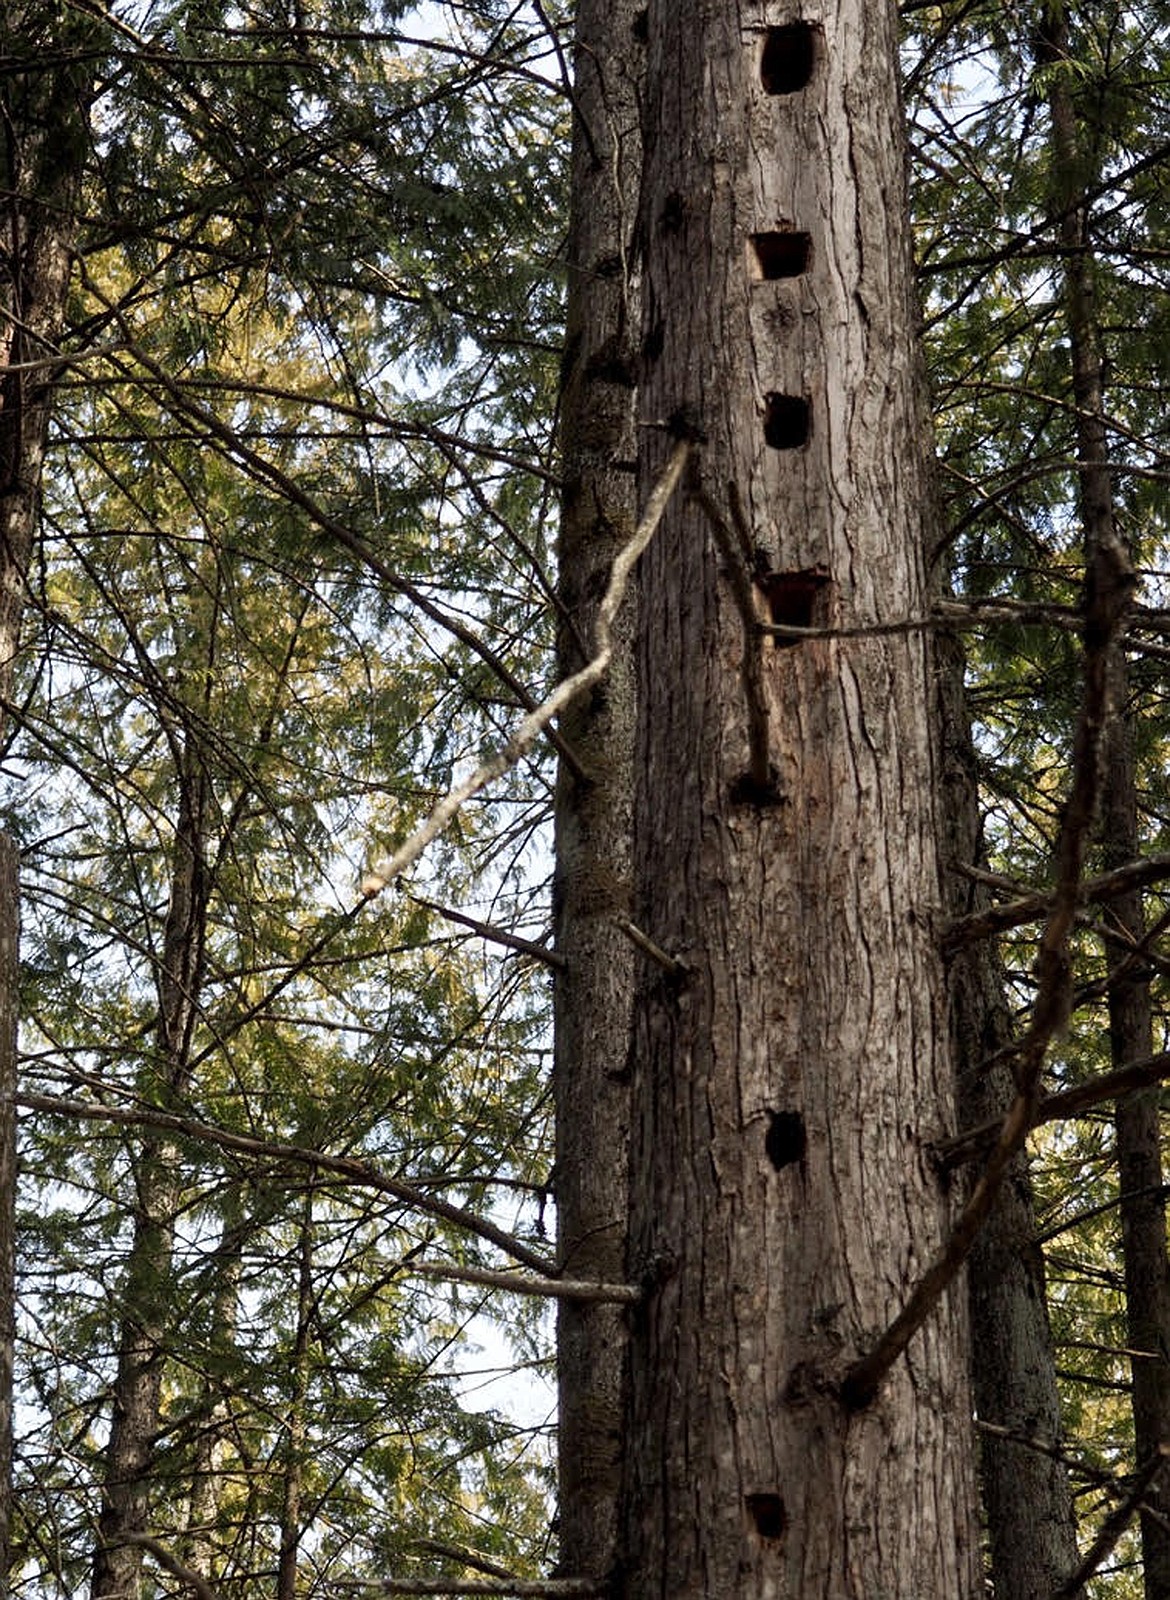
[618,3,979,1591]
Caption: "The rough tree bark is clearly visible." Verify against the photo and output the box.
[0,7,97,1584]
[553,0,644,1581]
[617,2,979,1591]
[1040,6,1170,1591]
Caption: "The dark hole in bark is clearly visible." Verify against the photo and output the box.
[758,567,832,644]
[763,393,809,450]
[749,230,811,280]
[760,24,816,94]
[745,1492,787,1541]
[661,190,684,233]
[731,768,784,807]
[765,1109,805,1171]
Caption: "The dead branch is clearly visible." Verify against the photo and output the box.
[361,439,691,897]
[407,1257,640,1303]
[944,851,1170,952]
[1054,1447,1170,1599]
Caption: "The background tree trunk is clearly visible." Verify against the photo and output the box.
[619,2,979,1591]
[0,9,95,1585]
[553,0,644,1582]
[938,635,1081,1599]
[1040,7,1170,1589]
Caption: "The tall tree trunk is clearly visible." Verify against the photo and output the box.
[1040,7,1170,1591]
[0,9,95,1584]
[618,2,979,1591]
[92,756,210,1600]
[938,638,1080,1598]
[553,0,643,1582]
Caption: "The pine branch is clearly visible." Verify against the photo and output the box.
[16,1092,555,1275]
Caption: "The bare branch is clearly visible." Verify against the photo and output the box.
[340,1581,604,1597]
[1054,1448,1170,1600]
[613,916,688,978]
[118,1535,222,1600]
[402,890,565,970]
[934,1050,1170,1169]
[690,481,773,792]
[408,1258,640,1303]
[944,851,1170,952]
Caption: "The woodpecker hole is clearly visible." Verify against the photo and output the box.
[745,1492,788,1541]
[763,393,810,450]
[748,230,812,280]
[765,1109,806,1171]
[758,567,832,646]
[760,23,817,94]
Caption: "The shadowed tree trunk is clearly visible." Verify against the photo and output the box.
[1040,7,1170,1591]
[615,2,979,1590]
[938,635,1081,1599]
[0,7,98,1583]
[553,0,644,1583]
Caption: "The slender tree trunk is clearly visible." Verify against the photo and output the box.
[0,11,95,1585]
[184,1193,246,1580]
[938,638,1080,1599]
[618,3,978,1591]
[553,0,643,1582]
[276,1190,315,1600]
[92,759,210,1600]
[0,835,16,1600]
[1039,8,1170,1591]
